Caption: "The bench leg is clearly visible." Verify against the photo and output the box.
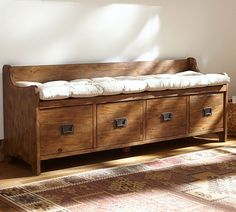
[32,160,41,176]
[218,131,227,142]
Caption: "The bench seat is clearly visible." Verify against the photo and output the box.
[15,71,230,100]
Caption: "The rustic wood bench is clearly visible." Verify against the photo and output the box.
[3,57,228,175]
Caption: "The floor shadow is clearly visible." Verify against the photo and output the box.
[41,136,220,172]
[0,136,230,181]
[1,140,236,211]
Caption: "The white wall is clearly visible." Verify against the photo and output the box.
[0,0,236,139]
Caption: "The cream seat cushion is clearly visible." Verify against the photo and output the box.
[114,76,148,93]
[39,81,71,100]
[15,71,230,100]
[92,77,124,95]
[70,79,103,98]
[15,80,71,100]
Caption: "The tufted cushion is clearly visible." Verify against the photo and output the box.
[114,76,148,93]
[90,77,123,95]
[70,81,103,98]
[15,71,230,100]
[39,81,71,100]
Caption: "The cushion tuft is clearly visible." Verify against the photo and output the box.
[15,71,230,100]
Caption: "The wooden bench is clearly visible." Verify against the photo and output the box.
[3,57,228,175]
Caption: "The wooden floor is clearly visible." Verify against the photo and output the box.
[1,135,236,188]
[1,135,236,210]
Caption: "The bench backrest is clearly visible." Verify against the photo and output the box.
[9,57,199,83]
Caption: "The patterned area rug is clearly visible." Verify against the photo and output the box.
[1,146,236,212]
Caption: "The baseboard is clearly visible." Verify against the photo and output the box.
[0,139,4,161]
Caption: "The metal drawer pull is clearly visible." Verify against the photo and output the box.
[161,112,173,121]
[203,107,213,117]
[60,124,74,135]
[114,118,127,128]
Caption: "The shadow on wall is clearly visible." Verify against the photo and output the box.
[21,0,160,6]
[0,1,162,65]
[0,0,163,139]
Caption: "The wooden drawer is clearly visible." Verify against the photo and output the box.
[39,105,93,156]
[97,101,144,147]
[146,97,187,140]
[190,93,224,133]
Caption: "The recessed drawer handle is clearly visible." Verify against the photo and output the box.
[161,112,173,121]
[60,124,74,135]
[114,118,127,128]
[203,107,213,117]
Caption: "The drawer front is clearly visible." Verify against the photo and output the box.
[97,101,144,147]
[39,106,93,156]
[190,93,224,133]
[146,97,187,140]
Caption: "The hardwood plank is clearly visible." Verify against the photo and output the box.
[146,97,187,139]
[218,84,228,142]
[39,106,93,156]
[40,128,225,161]
[190,94,224,133]
[186,96,190,134]
[97,101,144,147]
[93,104,97,148]
[10,58,198,83]
[3,65,40,174]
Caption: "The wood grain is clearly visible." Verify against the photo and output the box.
[97,101,144,147]
[39,106,93,156]
[146,97,187,140]
[40,128,225,160]
[10,58,198,83]
[218,85,228,142]
[190,94,224,133]
[2,58,228,175]
[3,65,41,175]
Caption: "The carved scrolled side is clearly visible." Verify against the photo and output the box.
[3,65,41,175]
[187,57,200,72]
